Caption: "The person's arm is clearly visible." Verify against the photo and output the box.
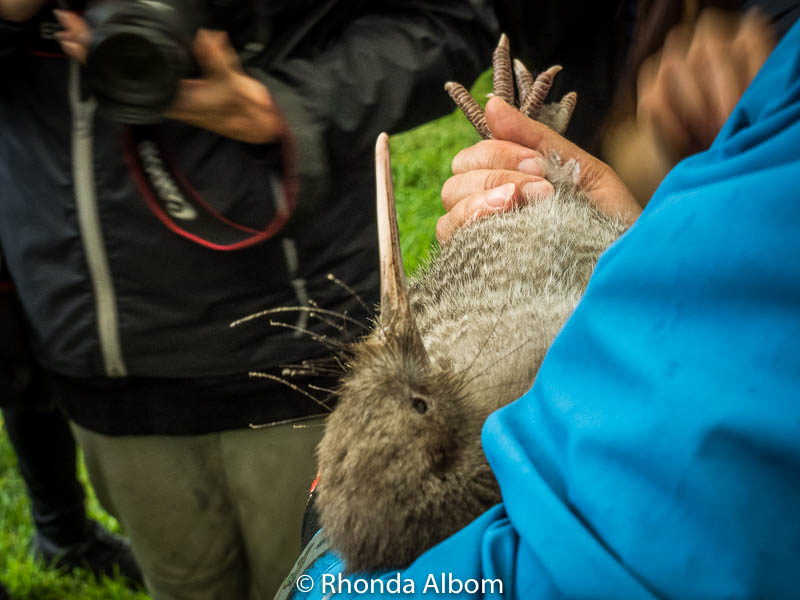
[56,2,498,220]
[54,11,284,144]
[54,2,497,146]
[635,8,775,166]
[604,8,776,204]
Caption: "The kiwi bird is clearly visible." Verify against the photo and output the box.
[315,35,630,573]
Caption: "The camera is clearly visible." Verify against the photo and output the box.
[83,0,204,124]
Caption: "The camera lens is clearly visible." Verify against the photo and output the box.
[107,36,161,82]
[91,32,172,93]
[83,0,199,124]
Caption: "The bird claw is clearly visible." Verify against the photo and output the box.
[446,35,578,139]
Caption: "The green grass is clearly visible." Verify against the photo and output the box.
[391,68,492,274]
[0,69,491,599]
[0,418,151,600]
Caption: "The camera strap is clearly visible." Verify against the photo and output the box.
[123,126,294,251]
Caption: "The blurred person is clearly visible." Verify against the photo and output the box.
[0,1,498,598]
[1,259,142,583]
[492,1,797,205]
[600,0,797,203]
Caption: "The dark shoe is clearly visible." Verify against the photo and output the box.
[32,520,144,587]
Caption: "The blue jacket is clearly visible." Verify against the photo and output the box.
[290,16,800,600]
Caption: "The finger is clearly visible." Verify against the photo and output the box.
[441,169,548,211]
[660,60,712,152]
[668,65,710,140]
[636,50,661,107]
[436,180,556,244]
[644,23,691,98]
[53,9,91,43]
[735,9,776,83]
[693,7,739,41]
[192,29,240,77]
[643,25,712,153]
[637,32,708,157]
[701,47,741,135]
[437,183,516,244]
[658,20,692,62]
[689,8,773,131]
[687,34,742,135]
[451,139,544,175]
[639,90,699,160]
[53,9,90,63]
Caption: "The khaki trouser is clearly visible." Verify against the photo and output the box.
[72,416,324,600]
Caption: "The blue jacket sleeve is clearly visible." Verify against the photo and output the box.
[290,16,800,600]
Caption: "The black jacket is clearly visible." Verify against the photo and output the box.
[0,1,497,433]
[0,260,32,404]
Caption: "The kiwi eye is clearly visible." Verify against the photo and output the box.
[412,397,428,414]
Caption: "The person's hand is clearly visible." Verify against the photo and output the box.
[0,0,47,22]
[636,8,775,162]
[53,10,90,61]
[54,11,284,144]
[437,97,641,243]
[437,137,554,243]
[165,30,284,144]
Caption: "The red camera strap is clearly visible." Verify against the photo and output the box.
[123,127,294,251]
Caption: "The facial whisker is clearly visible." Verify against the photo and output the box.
[267,320,349,352]
[307,299,346,332]
[248,371,334,412]
[333,354,349,374]
[249,418,328,430]
[280,361,346,377]
[308,383,339,396]
[327,273,374,317]
[230,306,369,330]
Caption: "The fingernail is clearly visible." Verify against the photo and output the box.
[485,183,515,208]
[517,157,544,175]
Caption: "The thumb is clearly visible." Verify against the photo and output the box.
[485,96,586,163]
[485,97,642,220]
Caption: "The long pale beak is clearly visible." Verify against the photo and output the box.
[374,133,425,355]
